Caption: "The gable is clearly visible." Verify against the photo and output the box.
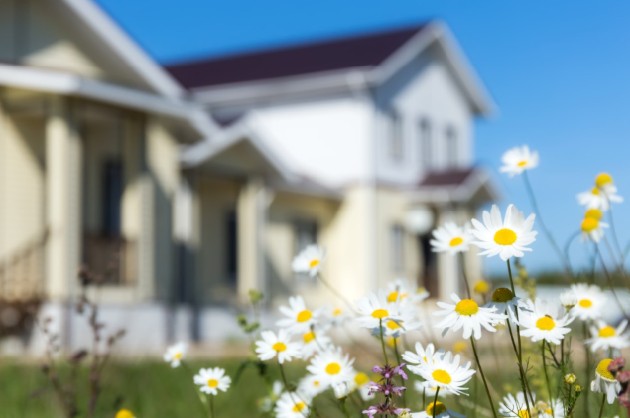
[0,0,180,96]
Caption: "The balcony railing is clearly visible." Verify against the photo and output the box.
[0,232,47,302]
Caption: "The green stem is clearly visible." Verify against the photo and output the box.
[208,394,214,418]
[379,319,389,365]
[583,322,592,418]
[470,337,498,418]
[458,252,471,298]
[542,341,554,417]
[597,394,606,418]
[432,387,441,418]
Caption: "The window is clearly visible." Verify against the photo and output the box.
[225,209,238,285]
[419,118,432,170]
[390,224,405,273]
[102,159,123,236]
[388,111,403,161]
[445,125,458,167]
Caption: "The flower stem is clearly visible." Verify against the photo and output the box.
[208,394,214,418]
[470,337,498,418]
[542,341,555,417]
[458,252,471,298]
[379,319,389,365]
[432,387,441,418]
[597,393,606,418]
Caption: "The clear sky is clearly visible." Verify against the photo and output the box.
[96,0,630,275]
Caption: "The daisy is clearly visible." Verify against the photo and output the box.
[403,342,443,370]
[470,204,537,261]
[193,367,231,395]
[430,222,471,254]
[595,172,621,195]
[413,351,476,396]
[413,380,444,399]
[275,391,311,418]
[355,291,403,331]
[486,287,524,324]
[277,296,319,335]
[586,320,630,353]
[590,358,622,404]
[300,329,331,358]
[115,409,136,418]
[306,347,354,388]
[500,145,539,176]
[298,374,327,398]
[411,401,465,418]
[559,289,577,311]
[163,342,187,368]
[352,371,375,401]
[323,305,351,327]
[498,391,532,417]
[292,244,325,278]
[570,284,605,320]
[519,299,573,345]
[434,293,506,340]
[255,330,302,364]
[577,186,622,211]
[579,214,608,243]
[381,304,422,338]
[386,279,430,305]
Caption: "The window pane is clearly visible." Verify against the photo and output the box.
[419,119,432,170]
[446,125,458,167]
[389,112,403,161]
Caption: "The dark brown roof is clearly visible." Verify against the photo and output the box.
[419,167,476,187]
[165,24,428,89]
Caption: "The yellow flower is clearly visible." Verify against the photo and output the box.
[115,409,135,418]
[564,373,576,384]
[473,280,490,294]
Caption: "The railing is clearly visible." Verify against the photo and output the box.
[82,234,137,285]
[0,232,47,302]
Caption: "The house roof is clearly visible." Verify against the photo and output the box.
[166,25,428,89]
[418,167,476,187]
[412,167,499,206]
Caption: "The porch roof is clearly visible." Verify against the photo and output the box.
[410,166,499,207]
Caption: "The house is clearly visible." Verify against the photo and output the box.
[0,0,496,352]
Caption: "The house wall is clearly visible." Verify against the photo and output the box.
[375,44,474,185]
[248,96,373,188]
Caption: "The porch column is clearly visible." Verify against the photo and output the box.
[237,177,267,304]
[46,97,82,300]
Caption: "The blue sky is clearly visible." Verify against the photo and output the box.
[96,0,630,275]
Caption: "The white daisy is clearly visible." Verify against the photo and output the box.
[352,371,375,401]
[586,321,630,353]
[590,358,622,404]
[382,303,422,338]
[500,145,539,176]
[255,330,302,364]
[299,329,332,358]
[163,342,187,368]
[386,279,430,305]
[274,391,311,418]
[595,172,622,196]
[259,381,284,413]
[306,347,355,388]
[323,305,352,327]
[403,342,443,370]
[434,293,507,340]
[570,284,605,321]
[538,399,564,418]
[559,289,577,311]
[486,287,523,324]
[519,299,574,345]
[471,204,537,261]
[355,291,403,331]
[498,391,533,417]
[292,244,325,278]
[277,296,319,335]
[579,213,608,243]
[411,401,465,418]
[193,367,231,395]
[577,186,622,211]
[413,351,476,396]
[413,381,444,399]
[430,222,471,254]
[297,374,327,398]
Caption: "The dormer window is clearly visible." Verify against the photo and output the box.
[388,111,403,161]
[419,118,432,170]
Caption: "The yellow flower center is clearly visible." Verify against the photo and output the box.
[473,280,490,294]
[596,358,615,380]
[517,410,530,418]
[174,352,183,360]
[492,287,515,303]
[595,173,613,188]
[432,369,452,384]
[292,402,306,412]
[578,298,592,308]
[449,236,464,247]
[425,401,447,415]
[585,209,603,220]
[386,320,401,330]
[536,315,556,331]
[591,187,600,195]
[354,372,370,386]
[297,310,313,323]
[207,378,219,388]
[455,299,479,316]
[599,326,616,338]
[387,291,399,303]
[453,340,467,353]
[309,258,320,268]
[115,409,135,418]
[332,308,342,316]
[325,362,341,375]
[303,331,316,343]
[517,160,528,167]
[272,342,287,352]
[371,309,389,319]
[581,217,599,232]
[494,228,517,245]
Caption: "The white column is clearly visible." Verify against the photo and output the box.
[45,97,82,300]
[237,177,266,303]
